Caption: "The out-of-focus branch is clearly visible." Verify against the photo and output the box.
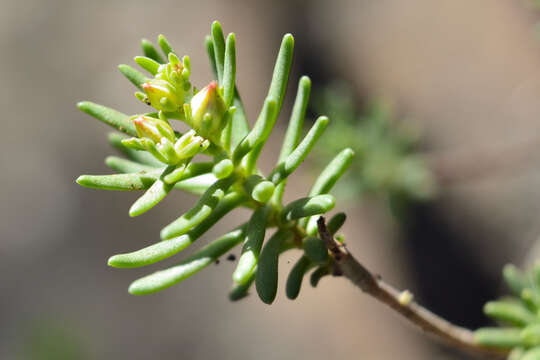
[316,216,508,359]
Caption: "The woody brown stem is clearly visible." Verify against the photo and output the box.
[316,216,508,359]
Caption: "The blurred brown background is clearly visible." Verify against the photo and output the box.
[2,0,540,359]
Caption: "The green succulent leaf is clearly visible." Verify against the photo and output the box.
[301,147,354,231]
[76,172,158,191]
[278,76,311,163]
[141,38,166,64]
[269,116,329,184]
[160,176,238,240]
[211,21,226,83]
[157,34,175,57]
[272,76,311,204]
[77,162,214,193]
[267,33,294,116]
[205,35,218,80]
[522,346,540,360]
[118,64,149,90]
[256,230,291,304]
[134,56,161,75]
[128,227,246,295]
[108,235,192,268]
[474,327,523,349]
[310,266,330,288]
[233,205,271,285]
[308,147,355,196]
[303,236,328,264]
[105,156,157,173]
[129,165,176,217]
[229,271,256,301]
[77,101,136,136]
[230,91,249,150]
[327,212,347,235]
[504,264,529,297]
[114,192,246,273]
[281,194,335,222]
[232,98,277,165]
[484,300,538,327]
[223,33,236,107]
[286,255,312,300]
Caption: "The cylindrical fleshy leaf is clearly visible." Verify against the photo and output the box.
[502,264,528,297]
[256,230,291,304]
[134,56,161,75]
[108,235,192,268]
[473,328,523,349]
[129,166,176,217]
[286,255,312,300]
[129,227,246,295]
[269,116,329,184]
[327,212,346,235]
[522,324,540,347]
[233,205,271,285]
[212,159,234,179]
[77,101,136,136]
[232,98,276,165]
[157,34,175,57]
[229,271,256,301]
[484,301,537,327]
[303,236,328,263]
[160,176,236,240]
[281,194,335,222]
[141,38,165,63]
[310,266,330,288]
[223,33,236,106]
[243,175,275,203]
[118,64,149,90]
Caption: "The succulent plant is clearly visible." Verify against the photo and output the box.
[475,264,540,359]
[76,21,353,303]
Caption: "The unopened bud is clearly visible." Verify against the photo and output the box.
[132,115,175,143]
[189,81,227,142]
[156,54,191,87]
[142,79,184,112]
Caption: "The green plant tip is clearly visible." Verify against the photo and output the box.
[282,194,335,222]
[252,181,275,203]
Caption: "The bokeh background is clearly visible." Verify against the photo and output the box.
[3,0,540,359]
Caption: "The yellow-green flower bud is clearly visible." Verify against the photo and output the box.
[189,81,227,142]
[132,115,175,143]
[142,79,184,112]
[156,53,190,88]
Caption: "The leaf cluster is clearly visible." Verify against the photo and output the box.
[475,264,540,359]
[77,21,353,303]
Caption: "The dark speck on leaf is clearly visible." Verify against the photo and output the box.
[214,259,220,265]
[226,254,236,261]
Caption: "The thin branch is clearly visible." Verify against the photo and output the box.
[316,217,509,359]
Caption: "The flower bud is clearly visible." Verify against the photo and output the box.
[132,115,175,143]
[142,79,184,112]
[189,81,227,142]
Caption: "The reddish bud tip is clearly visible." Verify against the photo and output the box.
[208,81,218,91]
